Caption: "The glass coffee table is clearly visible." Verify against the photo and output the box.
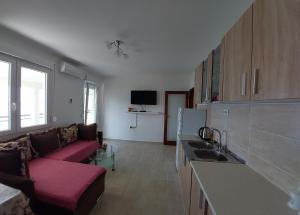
[91,144,117,171]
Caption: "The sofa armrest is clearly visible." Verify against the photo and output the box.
[0,172,35,199]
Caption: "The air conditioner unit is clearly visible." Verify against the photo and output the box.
[60,62,85,79]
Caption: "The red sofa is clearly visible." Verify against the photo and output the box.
[0,124,106,215]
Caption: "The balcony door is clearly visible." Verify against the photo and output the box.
[164,91,188,145]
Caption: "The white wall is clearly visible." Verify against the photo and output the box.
[0,25,104,135]
[103,73,192,142]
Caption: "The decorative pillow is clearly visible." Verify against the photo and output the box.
[77,123,97,141]
[0,150,22,175]
[59,124,78,147]
[7,135,33,161]
[30,129,60,157]
[27,130,49,158]
[0,142,30,177]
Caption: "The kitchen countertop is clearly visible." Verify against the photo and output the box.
[178,134,202,142]
[190,161,297,215]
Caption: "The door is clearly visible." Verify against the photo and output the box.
[164,91,188,145]
[223,6,253,102]
[84,82,98,125]
[252,0,300,100]
[188,88,194,108]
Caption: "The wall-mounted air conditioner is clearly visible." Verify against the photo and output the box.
[60,62,85,79]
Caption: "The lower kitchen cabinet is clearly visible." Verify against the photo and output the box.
[190,171,205,215]
[179,144,192,214]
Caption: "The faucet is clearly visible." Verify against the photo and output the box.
[210,128,222,153]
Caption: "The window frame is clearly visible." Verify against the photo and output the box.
[0,53,17,136]
[0,52,53,136]
[83,81,98,125]
[16,60,52,132]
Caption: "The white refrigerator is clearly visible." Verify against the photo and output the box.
[176,108,207,170]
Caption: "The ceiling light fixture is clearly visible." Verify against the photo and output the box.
[106,40,129,59]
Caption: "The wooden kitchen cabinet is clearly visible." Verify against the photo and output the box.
[190,171,205,215]
[223,6,253,102]
[211,44,224,102]
[205,200,214,215]
[252,0,300,100]
[194,63,203,107]
[179,144,192,214]
[201,53,213,103]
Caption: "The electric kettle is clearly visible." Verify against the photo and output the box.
[198,127,212,141]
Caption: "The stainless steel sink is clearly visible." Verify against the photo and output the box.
[188,141,214,150]
[194,150,228,161]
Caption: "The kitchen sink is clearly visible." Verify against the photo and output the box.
[194,150,228,161]
[188,141,214,150]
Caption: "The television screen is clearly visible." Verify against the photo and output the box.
[131,91,157,105]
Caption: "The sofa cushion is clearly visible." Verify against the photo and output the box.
[30,130,60,157]
[0,150,22,175]
[45,140,98,162]
[58,124,78,147]
[0,141,30,177]
[29,158,106,211]
[77,123,97,141]
[3,135,33,161]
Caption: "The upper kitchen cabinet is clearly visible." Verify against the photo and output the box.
[252,0,300,100]
[194,62,203,107]
[201,52,213,103]
[211,44,224,102]
[223,6,253,102]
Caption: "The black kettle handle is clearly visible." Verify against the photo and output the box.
[199,127,203,137]
[199,126,209,137]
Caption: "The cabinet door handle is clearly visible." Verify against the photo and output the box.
[253,69,259,95]
[184,155,186,166]
[241,72,247,96]
[205,87,210,102]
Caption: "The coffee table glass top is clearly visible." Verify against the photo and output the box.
[91,144,118,171]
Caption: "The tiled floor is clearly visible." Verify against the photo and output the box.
[90,140,184,215]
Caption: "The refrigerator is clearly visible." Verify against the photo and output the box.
[176,108,207,171]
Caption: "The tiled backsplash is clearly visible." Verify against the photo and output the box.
[207,102,300,194]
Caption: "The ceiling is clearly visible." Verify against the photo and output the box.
[0,0,254,77]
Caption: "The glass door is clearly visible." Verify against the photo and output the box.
[201,60,208,103]
[84,82,97,125]
[211,45,221,102]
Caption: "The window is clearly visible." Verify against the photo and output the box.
[0,60,11,132]
[20,67,47,128]
[0,53,51,135]
[84,82,97,125]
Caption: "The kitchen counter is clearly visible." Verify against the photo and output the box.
[178,134,202,142]
[190,161,297,215]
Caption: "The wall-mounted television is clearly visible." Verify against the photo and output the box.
[131,91,157,105]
